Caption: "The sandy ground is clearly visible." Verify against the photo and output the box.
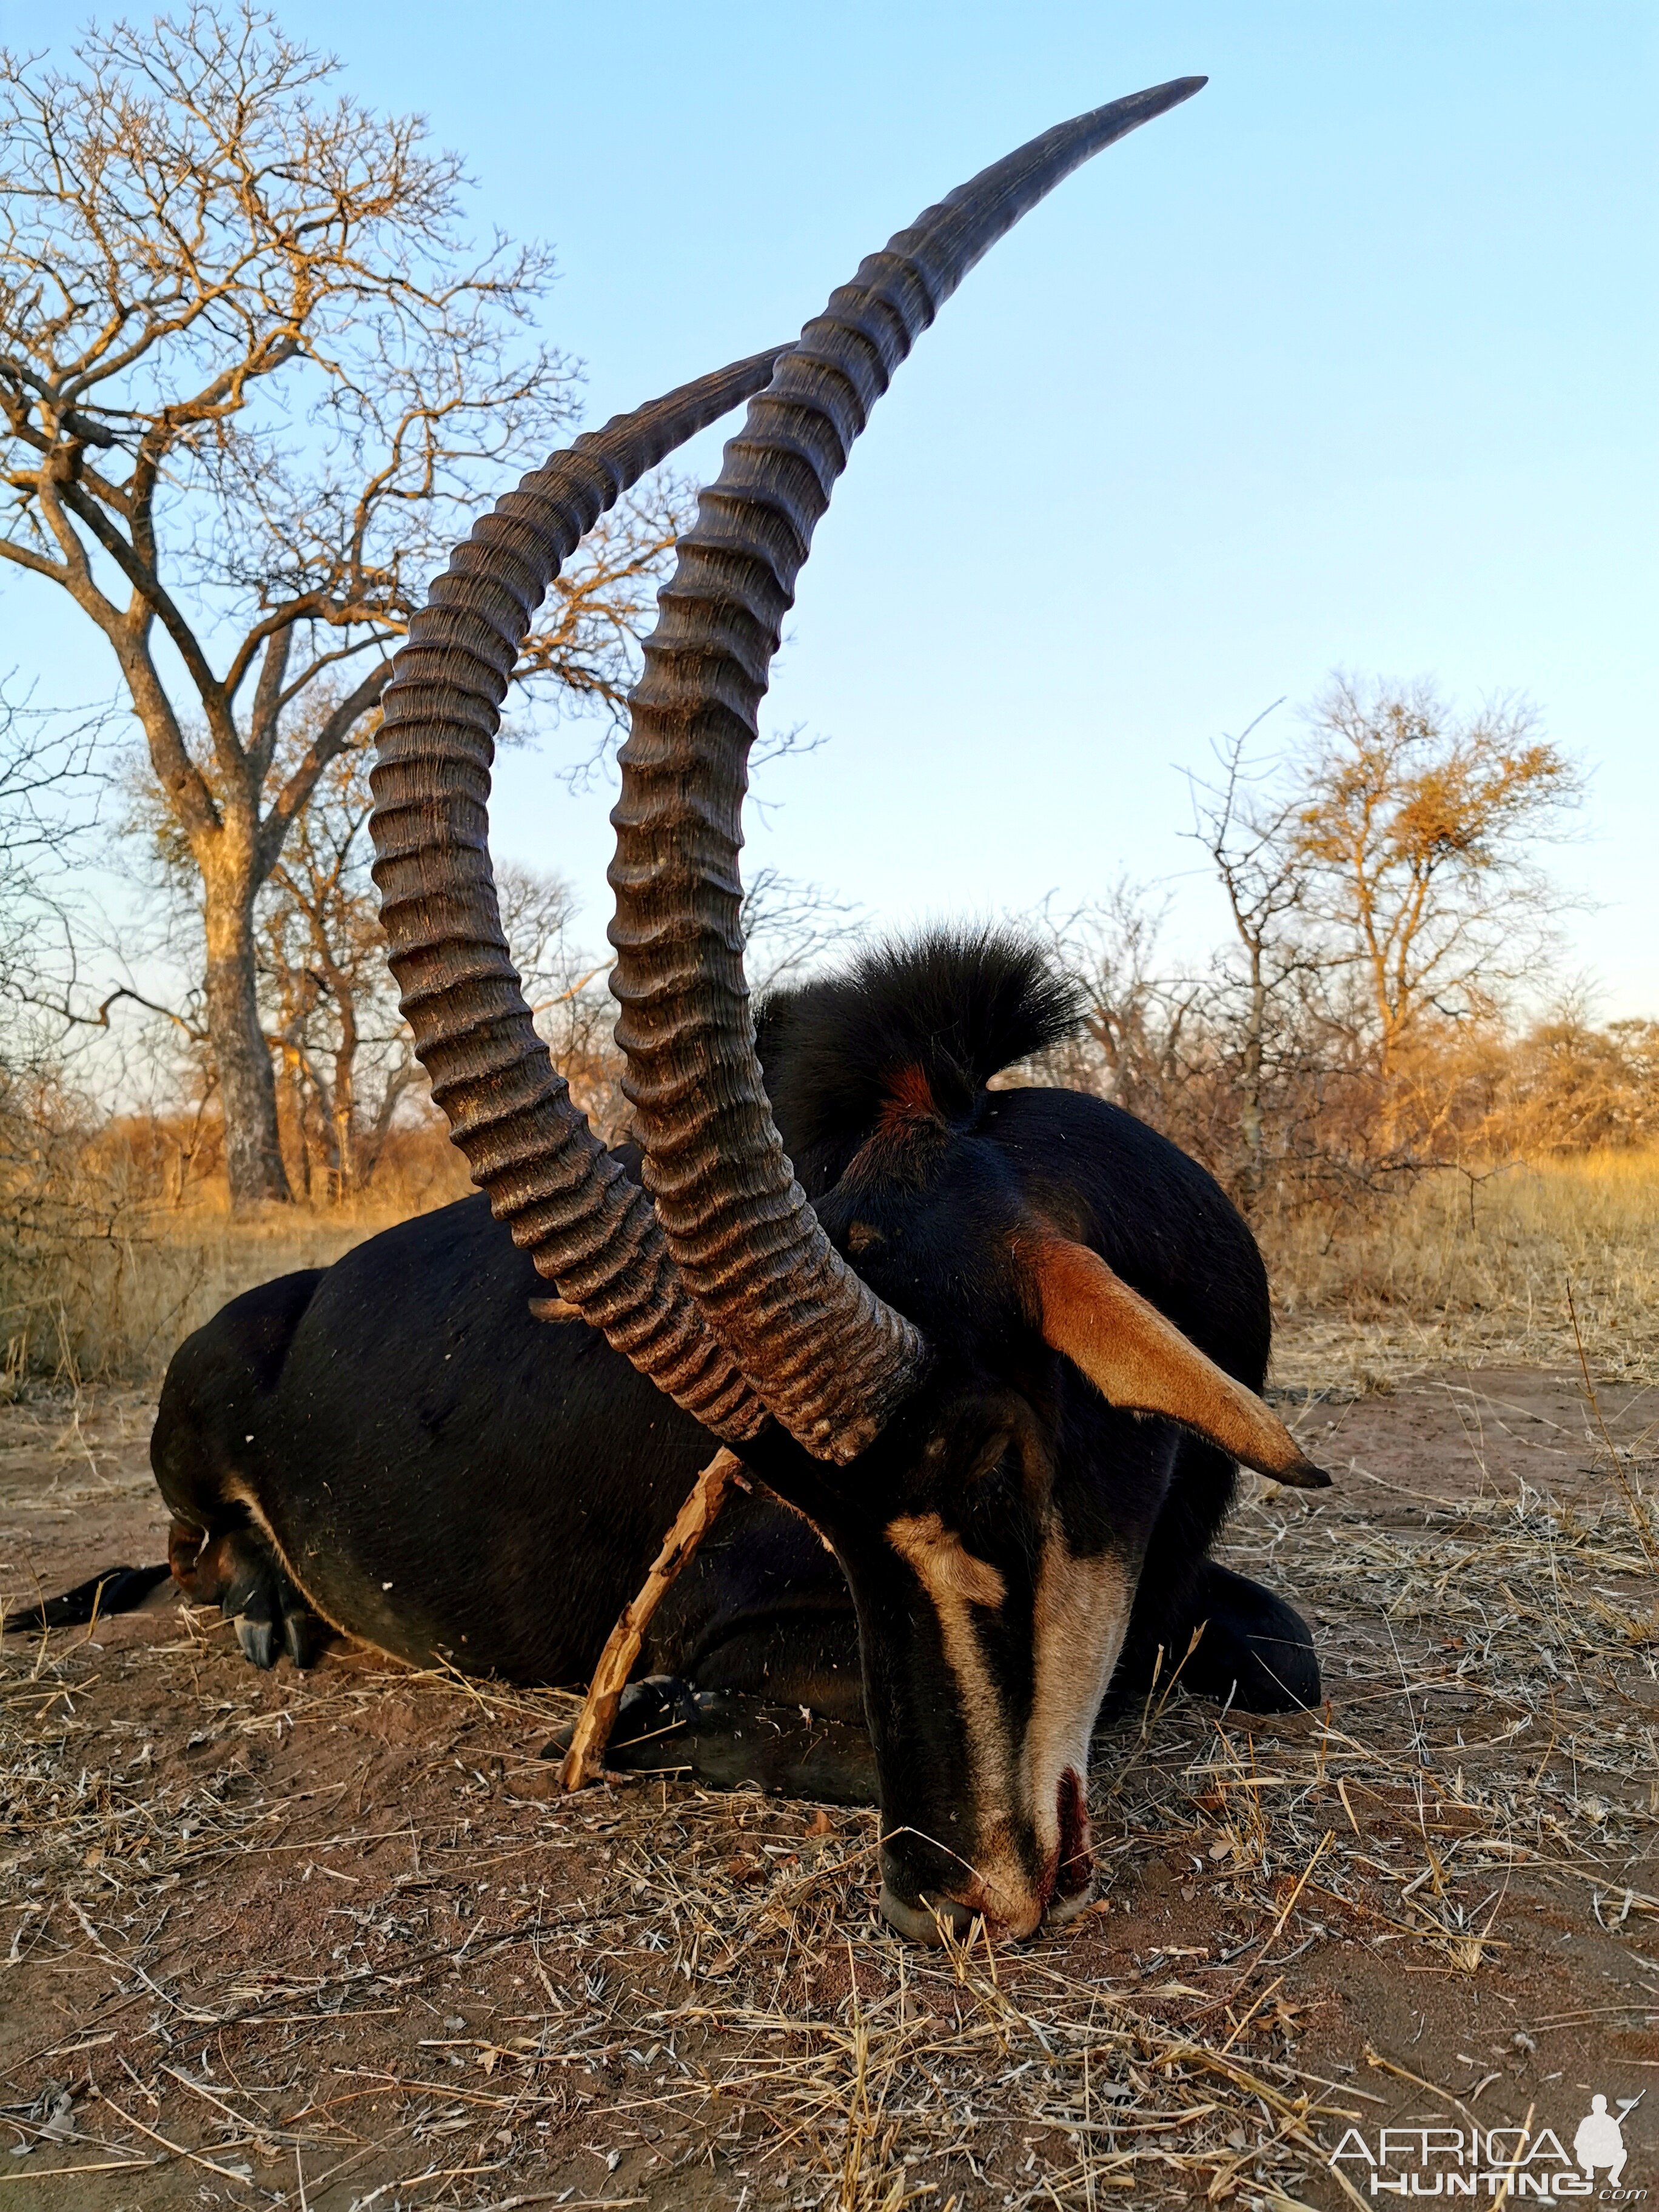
[2,1361,1656,2209]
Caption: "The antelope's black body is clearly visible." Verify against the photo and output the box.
[141,85,1343,1943]
[153,1184,848,1692]
[153,939,1322,1924]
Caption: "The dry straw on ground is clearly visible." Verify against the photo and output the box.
[2,1359,1655,2207]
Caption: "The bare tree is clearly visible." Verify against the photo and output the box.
[1038,882,1207,1127]
[125,717,592,1198]
[1185,706,1310,1202]
[740,868,864,997]
[0,683,129,1370]
[495,861,631,1138]
[1175,678,1585,1201]
[0,686,103,1014]
[498,863,585,1013]
[260,744,418,1197]
[0,7,686,1205]
[1033,682,1586,1221]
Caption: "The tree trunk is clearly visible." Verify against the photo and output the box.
[201,860,290,1209]
[330,977,359,1200]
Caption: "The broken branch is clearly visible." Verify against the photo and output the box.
[558,1446,742,1791]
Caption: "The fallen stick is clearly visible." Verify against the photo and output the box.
[558,1446,742,1792]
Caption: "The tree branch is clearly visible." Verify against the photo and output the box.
[53,476,230,729]
[246,625,293,783]
[260,660,392,874]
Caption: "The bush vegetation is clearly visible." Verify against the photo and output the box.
[7,983,1659,1391]
[0,10,1641,1398]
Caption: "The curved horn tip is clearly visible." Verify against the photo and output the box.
[607,85,1213,1452]
[1270,1455,1333,1492]
[1134,75,1208,115]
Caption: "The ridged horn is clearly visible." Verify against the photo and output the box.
[370,350,789,1443]
[608,79,1206,1463]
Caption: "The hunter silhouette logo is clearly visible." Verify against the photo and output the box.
[1329,2094,1644,2197]
[1577,2099,1631,2190]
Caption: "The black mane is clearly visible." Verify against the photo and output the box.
[756,928,1083,1181]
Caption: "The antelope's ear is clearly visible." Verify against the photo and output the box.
[1024,1233,1331,1490]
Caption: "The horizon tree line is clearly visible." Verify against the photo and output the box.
[0,4,1612,1225]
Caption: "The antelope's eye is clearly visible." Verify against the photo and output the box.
[962,1429,1019,1487]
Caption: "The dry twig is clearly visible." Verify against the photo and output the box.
[558,1447,741,1792]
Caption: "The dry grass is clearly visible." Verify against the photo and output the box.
[0,1145,469,1390]
[3,1373,1655,2207]
[5,1138,1658,2200]
[2,1209,378,1392]
[1266,1148,1659,1393]
[8,1108,1659,1399]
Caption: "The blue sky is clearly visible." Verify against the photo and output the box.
[12,2,1658,1010]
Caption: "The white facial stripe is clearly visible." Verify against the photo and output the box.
[1027,1537,1131,1861]
[885,1510,1131,1931]
[886,1512,1030,1921]
[886,1513,1006,1755]
[887,1510,1007,1610]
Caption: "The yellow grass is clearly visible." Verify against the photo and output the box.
[1266,1145,1659,1392]
[9,1141,1659,1394]
[1,1184,462,1389]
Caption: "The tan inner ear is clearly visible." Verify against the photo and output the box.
[1024,1232,1329,1489]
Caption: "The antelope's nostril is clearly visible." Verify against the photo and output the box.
[1053,1768,1093,1901]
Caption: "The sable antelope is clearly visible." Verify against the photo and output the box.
[142,80,1335,1943]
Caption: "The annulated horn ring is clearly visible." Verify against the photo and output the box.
[608,81,1207,1461]
[370,350,787,1441]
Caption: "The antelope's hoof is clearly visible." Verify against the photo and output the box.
[173,1523,324,1672]
[1181,1564,1321,1712]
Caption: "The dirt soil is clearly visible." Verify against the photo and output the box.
[2,1364,1656,2210]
